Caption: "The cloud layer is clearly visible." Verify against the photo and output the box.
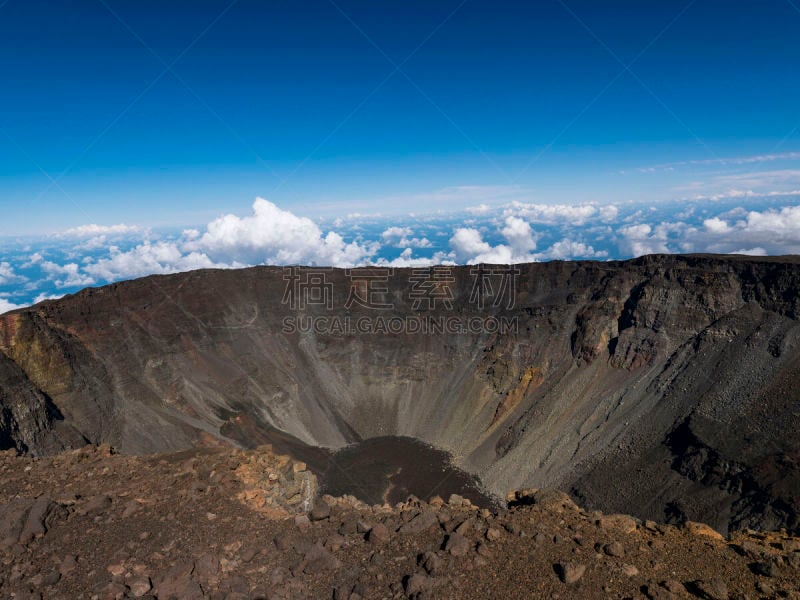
[3,196,800,312]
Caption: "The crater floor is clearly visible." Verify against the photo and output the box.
[318,437,497,508]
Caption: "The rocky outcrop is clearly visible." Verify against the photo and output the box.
[1,254,799,533]
[0,351,84,455]
[234,445,318,516]
[0,495,66,547]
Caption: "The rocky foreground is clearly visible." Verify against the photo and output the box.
[1,445,798,599]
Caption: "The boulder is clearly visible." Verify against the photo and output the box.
[398,510,439,535]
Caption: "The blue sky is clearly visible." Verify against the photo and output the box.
[2,1,800,310]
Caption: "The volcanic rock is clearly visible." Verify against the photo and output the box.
[310,501,331,521]
[367,523,390,544]
[445,532,471,556]
[398,510,439,535]
[690,578,729,600]
[555,562,586,584]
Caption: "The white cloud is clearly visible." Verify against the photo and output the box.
[0,262,26,285]
[703,217,732,234]
[721,153,800,165]
[0,298,23,314]
[620,224,652,238]
[0,262,13,282]
[694,205,800,254]
[380,226,432,249]
[599,205,619,223]
[617,204,800,257]
[33,292,65,304]
[40,261,96,288]
[504,201,599,225]
[688,189,800,202]
[730,247,768,256]
[677,169,800,202]
[450,228,493,262]
[382,226,413,240]
[466,203,491,215]
[501,216,538,253]
[631,151,800,174]
[346,212,383,219]
[83,242,222,282]
[618,223,671,256]
[374,248,454,268]
[73,199,380,282]
[449,216,607,263]
[741,205,800,236]
[186,198,377,267]
[449,216,540,264]
[623,209,645,223]
[61,223,142,237]
[0,200,385,297]
[535,239,607,260]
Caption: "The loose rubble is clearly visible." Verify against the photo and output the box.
[0,444,798,599]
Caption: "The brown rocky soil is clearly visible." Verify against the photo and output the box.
[1,444,798,599]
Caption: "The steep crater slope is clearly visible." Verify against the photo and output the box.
[1,254,799,533]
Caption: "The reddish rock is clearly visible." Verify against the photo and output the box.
[555,562,586,584]
[368,522,390,544]
[445,532,472,557]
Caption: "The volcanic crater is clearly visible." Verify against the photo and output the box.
[1,254,800,535]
